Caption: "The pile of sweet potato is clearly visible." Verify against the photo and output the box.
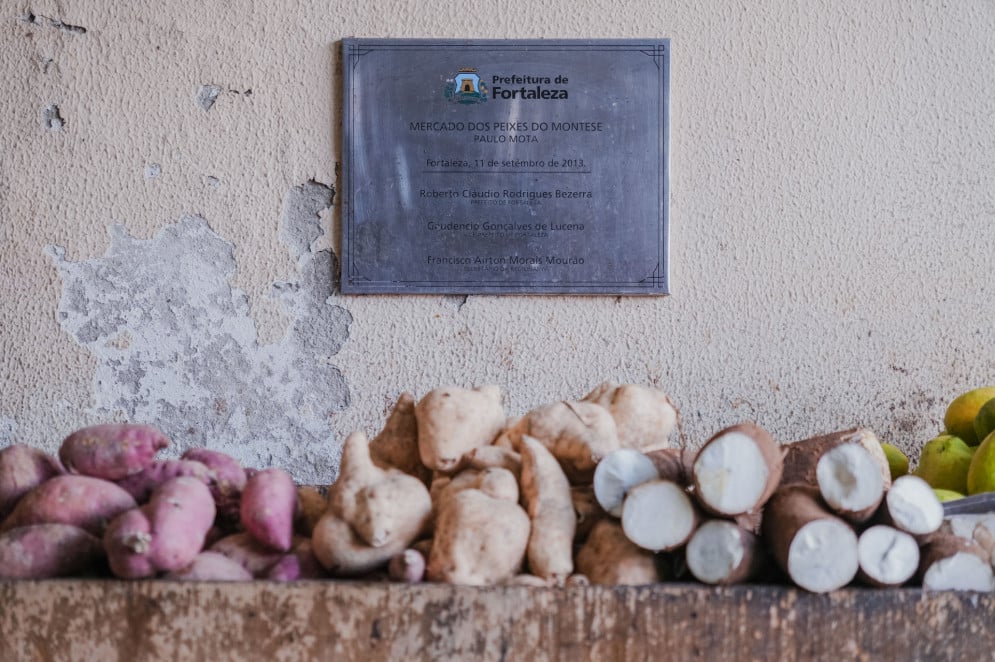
[0,383,984,591]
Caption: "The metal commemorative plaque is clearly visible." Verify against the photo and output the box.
[341,39,670,295]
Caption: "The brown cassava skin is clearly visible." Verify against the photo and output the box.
[918,534,991,585]
[571,485,609,543]
[582,382,678,452]
[780,428,892,490]
[692,422,783,516]
[2,475,137,535]
[0,444,65,519]
[0,523,104,579]
[294,486,327,536]
[428,489,531,586]
[58,423,169,480]
[500,401,620,484]
[311,512,409,576]
[519,436,575,583]
[761,485,852,581]
[329,431,432,550]
[210,532,292,576]
[645,448,693,487]
[104,477,216,578]
[165,551,253,581]
[115,459,212,502]
[575,519,659,585]
[415,385,505,473]
[369,392,432,485]
[241,467,297,552]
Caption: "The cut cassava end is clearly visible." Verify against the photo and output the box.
[883,475,944,536]
[781,428,891,490]
[620,479,698,552]
[685,519,762,585]
[593,449,660,517]
[763,485,859,593]
[919,534,994,591]
[857,525,919,587]
[692,422,782,516]
[816,443,884,524]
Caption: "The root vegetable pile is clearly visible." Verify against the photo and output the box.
[0,382,985,592]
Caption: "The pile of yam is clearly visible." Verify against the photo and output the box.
[0,383,989,592]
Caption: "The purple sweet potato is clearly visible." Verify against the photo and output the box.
[59,424,169,480]
[2,475,137,535]
[165,551,253,581]
[0,523,104,579]
[265,540,327,581]
[180,449,247,497]
[0,444,65,519]
[104,477,216,578]
[209,532,289,576]
[240,468,296,552]
[116,459,212,502]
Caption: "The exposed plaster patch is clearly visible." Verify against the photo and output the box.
[443,295,469,311]
[45,183,351,482]
[41,104,64,131]
[144,164,161,180]
[22,12,87,34]
[0,418,16,445]
[196,85,222,112]
[205,176,221,189]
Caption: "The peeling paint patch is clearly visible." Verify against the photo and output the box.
[0,418,16,445]
[45,183,351,482]
[22,12,87,34]
[144,164,161,180]
[41,104,64,131]
[205,176,221,189]
[196,85,222,112]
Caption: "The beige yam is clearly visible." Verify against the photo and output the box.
[328,431,432,550]
[571,485,609,543]
[501,400,620,484]
[457,446,522,479]
[575,520,659,586]
[427,489,531,586]
[416,386,505,473]
[369,392,431,485]
[519,436,575,583]
[312,513,409,577]
[582,382,678,452]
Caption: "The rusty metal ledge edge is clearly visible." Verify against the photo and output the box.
[0,581,987,661]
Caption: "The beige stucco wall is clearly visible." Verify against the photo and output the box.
[1,0,993,481]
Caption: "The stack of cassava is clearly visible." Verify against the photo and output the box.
[0,382,991,591]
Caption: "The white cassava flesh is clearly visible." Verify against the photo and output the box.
[693,423,781,516]
[816,444,884,523]
[620,480,697,552]
[922,554,994,591]
[857,525,919,587]
[593,449,660,517]
[884,475,944,536]
[786,519,859,593]
[685,519,760,585]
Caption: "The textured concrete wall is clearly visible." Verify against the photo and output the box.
[1,1,993,482]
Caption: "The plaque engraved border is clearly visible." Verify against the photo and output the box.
[341,39,670,295]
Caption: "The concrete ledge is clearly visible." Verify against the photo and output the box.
[0,581,986,660]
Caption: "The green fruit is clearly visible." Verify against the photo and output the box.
[967,431,995,495]
[945,386,995,445]
[973,397,995,446]
[881,443,909,480]
[933,488,965,503]
[913,434,975,494]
